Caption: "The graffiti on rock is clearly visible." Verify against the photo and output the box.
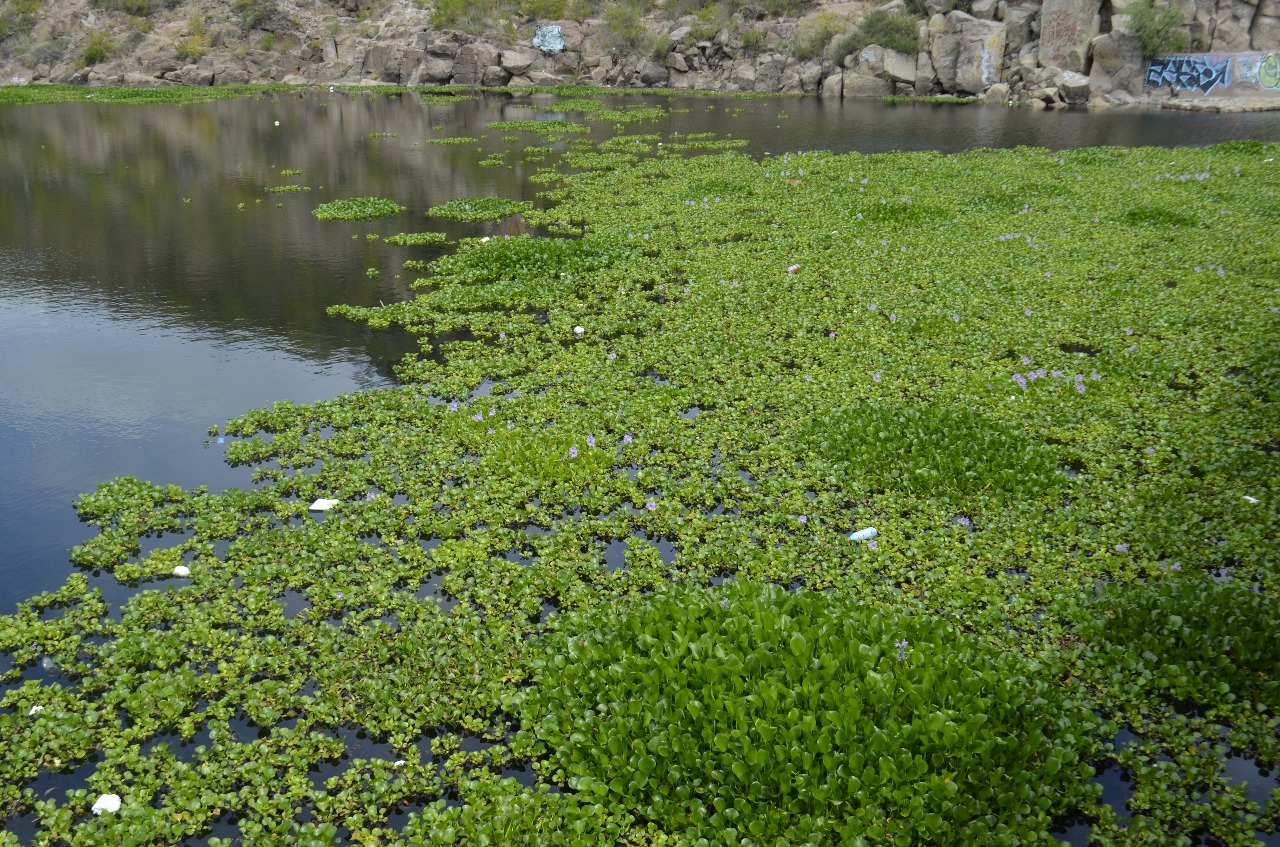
[1255,52,1280,90]
[1145,55,1232,94]
[1147,51,1280,95]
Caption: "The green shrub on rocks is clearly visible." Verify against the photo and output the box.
[1128,0,1189,59]
[834,10,920,60]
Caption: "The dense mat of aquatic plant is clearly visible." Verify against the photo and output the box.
[312,196,405,222]
[520,581,1101,846]
[383,232,448,246]
[1074,576,1280,711]
[808,404,1063,498]
[1,112,1278,846]
[425,197,532,222]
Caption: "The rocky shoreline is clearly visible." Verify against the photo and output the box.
[3,0,1279,111]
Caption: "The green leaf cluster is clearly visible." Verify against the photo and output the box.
[425,197,532,222]
[383,232,447,246]
[1075,577,1280,710]
[522,582,1101,845]
[311,196,405,221]
[808,404,1063,498]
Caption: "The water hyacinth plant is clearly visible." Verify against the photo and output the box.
[311,196,405,221]
[0,93,1277,845]
[425,197,532,222]
[518,581,1101,846]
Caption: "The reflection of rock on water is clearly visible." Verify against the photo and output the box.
[495,216,531,238]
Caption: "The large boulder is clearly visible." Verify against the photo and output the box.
[955,14,1005,94]
[755,52,786,90]
[405,55,455,84]
[451,42,500,85]
[927,14,960,90]
[854,44,885,75]
[637,59,669,86]
[1208,0,1256,51]
[481,64,510,86]
[929,11,1005,94]
[842,70,894,96]
[1087,31,1145,97]
[882,47,917,83]
[1038,0,1099,73]
[1003,4,1040,54]
[1254,14,1280,49]
[501,47,540,75]
[914,50,937,94]
[971,0,999,18]
[1056,68,1091,101]
[820,70,843,96]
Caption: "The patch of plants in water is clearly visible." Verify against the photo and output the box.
[808,404,1063,497]
[383,232,447,246]
[1074,576,1280,711]
[520,581,1101,845]
[0,95,1278,845]
[425,196,532,222]
[311,196,405,221]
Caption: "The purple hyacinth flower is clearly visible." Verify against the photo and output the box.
[1116,543,1129,553]
[895,639,909,661]
[568,446,578,459]
[646,500,657,511]
[622,433,633,445]
[1022,356,1032,366]
[448,401,459,413]
[472,413,483,422]
[798,515,808,524]
[867,539,878,551]
[586,435,596,448]
[499,332,506,339]
[1012,373,1027,390]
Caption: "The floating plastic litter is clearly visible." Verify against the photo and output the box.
[848,527,878,542]
[92,794,121,816]
[309,499,340,511]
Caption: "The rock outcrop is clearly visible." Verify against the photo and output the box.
[1,0,1277,109]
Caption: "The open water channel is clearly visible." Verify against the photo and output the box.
[1,89,1279,843]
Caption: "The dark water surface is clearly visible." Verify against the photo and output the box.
[1,89,1279,615]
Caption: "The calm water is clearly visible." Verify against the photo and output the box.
[2,90,1280,614]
